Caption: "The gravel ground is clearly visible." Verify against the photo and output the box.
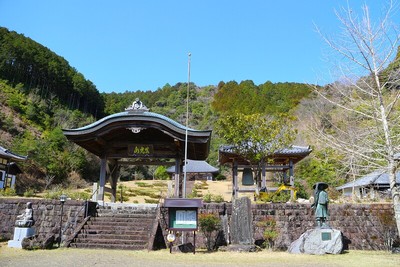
[1,243,399,267]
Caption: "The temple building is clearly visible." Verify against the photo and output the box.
[0,146,27,190]
[63,99,212,201]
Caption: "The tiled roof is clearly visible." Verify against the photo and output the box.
[166,160,219,173]
[336,170,400,190]
[0,146,27,161]
[219,144,312,156]
[66,111,200,132]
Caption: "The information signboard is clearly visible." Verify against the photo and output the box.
[169,209,197,229]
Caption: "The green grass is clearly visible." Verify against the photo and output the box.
[0,245,398,267]
[135,182,154,188]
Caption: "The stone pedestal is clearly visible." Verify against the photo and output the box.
[288,228,343,255]
[8,227,35,248]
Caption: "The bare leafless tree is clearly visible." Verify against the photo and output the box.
[310,0,400,234]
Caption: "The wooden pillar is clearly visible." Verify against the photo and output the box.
[289,159,294,185]
[98,157,107,202]
[232,160,238,198]
[289,159,294,199]
[174,158,180,197]
[261,162,266,189]
[110,162,119,203]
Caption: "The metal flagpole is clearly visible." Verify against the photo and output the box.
[183,52,191,198]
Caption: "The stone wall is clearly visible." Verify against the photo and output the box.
[0,198,96,241]
[1,198,397,251]
[199,202,397,250]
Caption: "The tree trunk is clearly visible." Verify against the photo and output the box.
[389,168,400,236]
[393,196,400,238]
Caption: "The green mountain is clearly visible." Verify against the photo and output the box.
[0,27,333,198]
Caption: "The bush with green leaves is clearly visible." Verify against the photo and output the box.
[23,188,36,198]
[154,166,170,180]
[215,174,226,181]
[135,181,153,187]
[43,186,89,200]
[198,213,221,251]
[257,217,278,249]
[0,188,17,196]
[202,192,225,203]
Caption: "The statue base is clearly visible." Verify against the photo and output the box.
[8,227,35,248]
[288,227,343,255]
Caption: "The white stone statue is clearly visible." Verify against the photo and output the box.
[15,202,35,227]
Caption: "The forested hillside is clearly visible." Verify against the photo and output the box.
[0,27,315,196]
[0,27,104,118]
[3,26,399,200]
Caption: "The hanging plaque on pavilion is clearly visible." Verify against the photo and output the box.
[128,144,153,156]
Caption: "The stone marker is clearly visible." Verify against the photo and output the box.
[231,197,253,245]
[227,197,257,251]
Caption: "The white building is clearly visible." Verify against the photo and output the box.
[0,146,27,190]
[336,170,400,198]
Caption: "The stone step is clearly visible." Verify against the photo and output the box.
[80,228,148,235]
[86,220,153,226]
[97,211,156,217]
[97,207,157,213]
[74,237,147,245]
[69,204,158,250]
[90,216,154,221]
[76,233,147,241]
[69,242,147,250]
[82,224,150,231]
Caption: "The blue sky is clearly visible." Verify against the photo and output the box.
[0,0,398,93]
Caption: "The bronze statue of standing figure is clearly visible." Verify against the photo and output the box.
[311,182,329,227]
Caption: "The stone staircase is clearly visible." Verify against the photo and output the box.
[69,204,158,250]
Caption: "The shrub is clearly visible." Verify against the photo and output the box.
[153,181,167,187]
[202,192,212,203]
[187,188,198,198]
[0,188,17,196]
[68,191,90,200]
[43,186,90,200]
[145,198,159,204]
[257,217,278,249]
[194,181,209,190]
[212,194,224,203]
[198,213,221,251]
[117,184,130,202]
[202,192,224,203]
[135,182,153,188]
[154,166,169,180]
[215,174,226,181]
[67,171,88,189]
[23,188,36,197]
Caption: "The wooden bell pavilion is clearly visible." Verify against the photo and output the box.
[218,144,312,197]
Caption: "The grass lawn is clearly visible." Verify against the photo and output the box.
[0,243,399,267]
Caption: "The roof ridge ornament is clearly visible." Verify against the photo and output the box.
[125,98,149,113]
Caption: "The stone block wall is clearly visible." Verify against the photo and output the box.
[199,202,397,250]
[1,198,397,251]
[0,198,95,241]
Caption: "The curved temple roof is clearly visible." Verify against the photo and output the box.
[0,146,27,161]
[219,144,312,166]
[63,109,212,160]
